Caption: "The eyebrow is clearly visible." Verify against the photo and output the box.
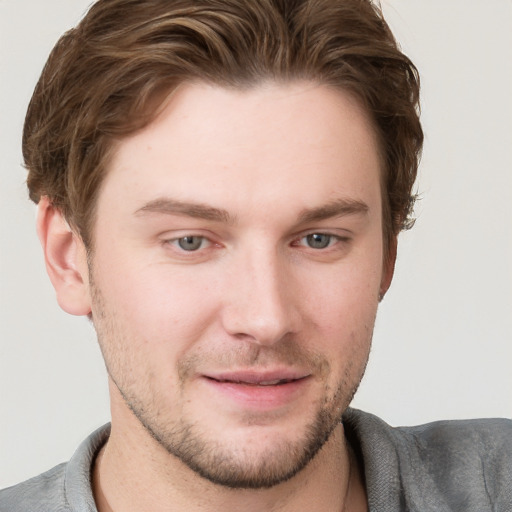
[297,198,369,224]
[135,198,235,224]
[135,196,368,225]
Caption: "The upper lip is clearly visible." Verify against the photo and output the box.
[203,370,310,385]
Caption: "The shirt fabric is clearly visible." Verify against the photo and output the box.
[1,408,511,511]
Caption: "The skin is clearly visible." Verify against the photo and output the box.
[38,81,394,511]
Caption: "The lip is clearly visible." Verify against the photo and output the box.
[205,369,310,385]
[201,369,311,409]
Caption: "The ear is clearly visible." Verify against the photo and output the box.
[36,197,92,316]
[379,237,397,301]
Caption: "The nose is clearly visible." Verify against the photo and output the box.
[220,247,300,346]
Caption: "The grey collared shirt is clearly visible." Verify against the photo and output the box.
[1,409,511,511]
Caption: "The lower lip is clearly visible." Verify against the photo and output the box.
[202,377,310,409]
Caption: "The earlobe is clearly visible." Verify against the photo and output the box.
[36,197,92,316]
[379,237,397,302]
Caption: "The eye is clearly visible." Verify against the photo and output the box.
[303,233,336,249]
[175,236,208,251]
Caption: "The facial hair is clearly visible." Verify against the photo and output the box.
[90,276,371,489]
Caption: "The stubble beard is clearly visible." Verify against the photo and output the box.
[90,277,371,490]
[119,373,360,489]
[108,355,367,490]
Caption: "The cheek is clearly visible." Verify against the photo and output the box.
[299,253,381,374]
[304,260,381,329]
[92,258,222,353]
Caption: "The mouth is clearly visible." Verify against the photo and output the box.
[200,371,311,408]
[206,377,304,386]
[204,371,310,386]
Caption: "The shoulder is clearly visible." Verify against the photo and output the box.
[400,417,512,510]
[345,407,512,461]
[344,409,512,511]
[0,424,110,512]
[400,415,512,461]
[0,463,69,512]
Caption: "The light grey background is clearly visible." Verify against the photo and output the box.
[1,0,511,488]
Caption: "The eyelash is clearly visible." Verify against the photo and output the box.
[295,233,345,250]
[164,232,348,254]
[165,235,213,252]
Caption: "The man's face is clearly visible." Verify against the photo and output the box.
[87,82,387,488]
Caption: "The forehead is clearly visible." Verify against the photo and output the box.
[99,81,382,223]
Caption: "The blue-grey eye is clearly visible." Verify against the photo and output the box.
[305,233,332,249]
[177,236,204,251]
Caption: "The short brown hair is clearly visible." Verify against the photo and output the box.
[23,0,423,253]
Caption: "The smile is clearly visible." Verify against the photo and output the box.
[207,377,302,386]
[201,371,311,409]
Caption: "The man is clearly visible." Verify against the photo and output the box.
[1,0,511,511]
